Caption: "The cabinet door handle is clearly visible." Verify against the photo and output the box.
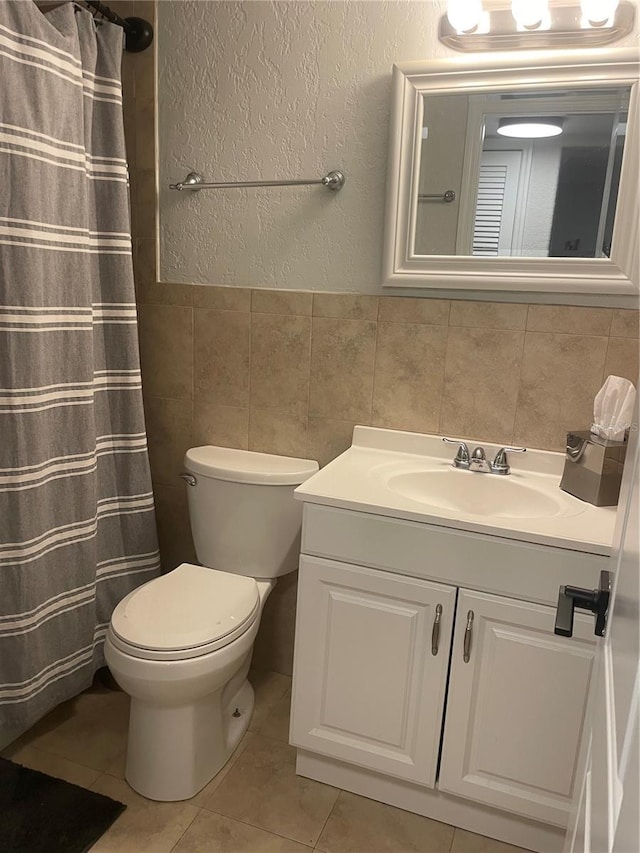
[463,610,474,663]
[431,604,443,655]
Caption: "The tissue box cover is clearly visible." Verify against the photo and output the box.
[560,430,627,507]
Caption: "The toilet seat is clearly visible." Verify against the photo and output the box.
[108,563,260,661]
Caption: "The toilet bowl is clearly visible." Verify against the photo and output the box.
[104,446,318,801]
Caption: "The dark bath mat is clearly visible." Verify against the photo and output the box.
[0,757,126,853]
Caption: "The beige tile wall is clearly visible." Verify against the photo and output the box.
[137,286,639,474]
[134,277,638,674]
[123,2,639,675]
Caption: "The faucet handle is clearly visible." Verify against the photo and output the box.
[442,437,470,464]
[492,446,527,471]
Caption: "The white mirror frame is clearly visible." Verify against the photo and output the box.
[382,49,639,305]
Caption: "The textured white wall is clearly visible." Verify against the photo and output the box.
[158,0,451,290]
[157,0,639,291]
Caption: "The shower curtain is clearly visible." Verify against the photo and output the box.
[0,1,160,739]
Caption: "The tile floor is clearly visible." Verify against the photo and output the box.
[2,671,531,853]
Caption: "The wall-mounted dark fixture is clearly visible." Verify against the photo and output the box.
[84,0,153,52]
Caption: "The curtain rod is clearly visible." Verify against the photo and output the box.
[82,0,153,52]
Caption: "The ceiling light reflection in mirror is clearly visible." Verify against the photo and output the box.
[497,117,564,138]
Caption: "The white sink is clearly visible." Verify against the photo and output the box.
[294,426,616,554]
[385,468,575,520]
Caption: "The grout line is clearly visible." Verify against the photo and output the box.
[449,825,457,852]
[190,381,195,451]
[448,323,528,332]
[307,313,321,427]
[605,306,614,338]
[436,323,451,437]
[7,743,107,781]
[167,807,202,853]
[378,318,452,328]
[312,788,342,851]
[88,770,107,793]
[190,301,195,410]
[201,801,317,848]
[524,303,532,333]
[304,314,313,459]
[509,327,528,445]
[245,309,253,450]
[601,335,612,387]
[367,316,379,428]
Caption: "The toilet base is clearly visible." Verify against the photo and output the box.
[125,677,254,802]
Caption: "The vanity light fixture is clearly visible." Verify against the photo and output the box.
[511,0,550,29]
[439,0,634,50]
[446,0,485,33]
[580,0,620,24]
[497,116,564,137]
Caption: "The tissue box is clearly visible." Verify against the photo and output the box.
[560,430,627,507]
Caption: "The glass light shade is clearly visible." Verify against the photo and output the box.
[511,0,550,28]
[497,117,564,138]
[580,0,619,23]
[447,0,484,33]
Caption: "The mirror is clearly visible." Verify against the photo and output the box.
[383,50,639,301]
[416,88,630,259]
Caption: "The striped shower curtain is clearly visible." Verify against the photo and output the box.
[0,1,160,740]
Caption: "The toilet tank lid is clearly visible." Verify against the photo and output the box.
[184,446,319,485]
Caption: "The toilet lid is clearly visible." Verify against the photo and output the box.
[110,563,260,654]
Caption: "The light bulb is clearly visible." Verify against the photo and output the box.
[447,0,484,33]
[511,0,549,29]
[580,0,619,24]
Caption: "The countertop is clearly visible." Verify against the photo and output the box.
[295,427,616,556]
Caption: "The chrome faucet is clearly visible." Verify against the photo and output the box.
[443,438,470,468]
[469,445,491,473]
[443,438,526,475]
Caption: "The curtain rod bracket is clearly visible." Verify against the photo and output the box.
[121,16,154,53]
[82,1,153,52]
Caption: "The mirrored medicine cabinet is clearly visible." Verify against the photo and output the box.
[382,49,639,303]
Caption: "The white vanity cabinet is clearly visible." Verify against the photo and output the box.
[290,504,601,851]
[290,555,456,787]
[289,426,613,853]
[438,589,596,827]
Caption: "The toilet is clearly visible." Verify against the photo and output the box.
[104,445,318,802]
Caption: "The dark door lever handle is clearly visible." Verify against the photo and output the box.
[554,570,611,638]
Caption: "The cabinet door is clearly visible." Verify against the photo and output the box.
[290,555,456,787]
[439,589,596,827]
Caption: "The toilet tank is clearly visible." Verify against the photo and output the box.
[182,446,319,578]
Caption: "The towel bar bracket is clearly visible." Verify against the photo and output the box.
[418,189,456,203]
